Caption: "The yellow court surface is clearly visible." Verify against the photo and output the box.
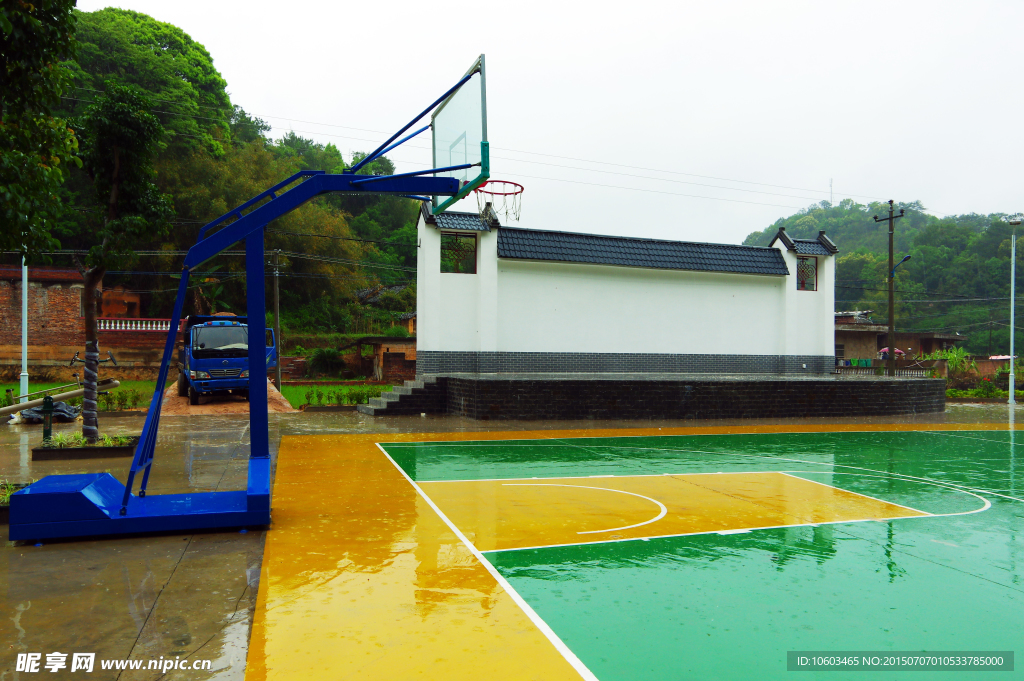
[245,433,588,681]
[419,472,927,552]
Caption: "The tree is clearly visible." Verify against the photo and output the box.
[0,0,80,259]
[74,81,173,441]
[66,8,231,155]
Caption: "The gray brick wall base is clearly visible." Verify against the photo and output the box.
[363,375,946,420]
[417,351,835,376]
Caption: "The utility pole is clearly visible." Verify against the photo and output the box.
[874,200,905,377]
[272,249,282,391]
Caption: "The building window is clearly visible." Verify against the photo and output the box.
[835,344,845,360]
[796,256,817,291]
[441,233,477,274]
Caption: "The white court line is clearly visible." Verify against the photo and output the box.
[376,443,599,681]
[480,517,886,554]
[782,471,992,519]
[777,472,933,516]
[502,483,668,534]
[417,469,797,484]
[415,467,991,520]
[472,472,989,553]
[572,442,1024,507]
[380,426,1015,448]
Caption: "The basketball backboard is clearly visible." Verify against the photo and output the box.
[432,55,488,214]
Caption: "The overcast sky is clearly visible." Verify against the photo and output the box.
[79,0,1024,244]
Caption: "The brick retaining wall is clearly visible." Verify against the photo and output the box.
[440,377,946,420]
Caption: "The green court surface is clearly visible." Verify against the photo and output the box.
[382,430,1024,680]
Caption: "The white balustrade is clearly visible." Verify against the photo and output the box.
[97,318,172,332]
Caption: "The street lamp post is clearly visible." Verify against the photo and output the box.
[1009,215,1022,406]
[890,254,912,367]
[20,256,28,403]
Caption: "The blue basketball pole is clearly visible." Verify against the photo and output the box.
[7,63,487,540]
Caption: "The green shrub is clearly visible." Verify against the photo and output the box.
[115,390,130,411]
[0,480,20,506]
[382,325,410,338]
[99,393,115,411]
[304,388,314,405]
[128,389,143,409]
[977,377,999,398]
[347,387,366,404]
[315,388,325,406]
[308,347,345,376]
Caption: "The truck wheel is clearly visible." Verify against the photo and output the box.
[188,385,199,406]
[177,371,188,396]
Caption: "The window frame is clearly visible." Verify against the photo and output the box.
[440,231,478,274]
[796,256,817,291]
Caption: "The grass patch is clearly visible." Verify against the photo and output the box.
[279,383,391,409]
[947,388,1024,400]
[1,379,175,410]
[0,480,20,506]
[42,431,136,448]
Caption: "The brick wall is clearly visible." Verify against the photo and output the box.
[834,330,880,361]
[0,281,83,346]
[442,377,946,420]
[383,352,416,383]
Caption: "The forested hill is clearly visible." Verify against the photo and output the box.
[43,8,418,335]
[743,200,1019,355]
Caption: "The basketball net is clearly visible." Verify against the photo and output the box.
[474,180,523,225]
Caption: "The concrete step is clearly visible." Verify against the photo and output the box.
[361,377,447,417]
[356,404,378,415]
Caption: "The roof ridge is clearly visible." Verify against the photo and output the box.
[498,225,780,251]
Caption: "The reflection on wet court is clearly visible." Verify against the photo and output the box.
[247,426,1024,680]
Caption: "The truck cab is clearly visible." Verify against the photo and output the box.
[176,315,276,405]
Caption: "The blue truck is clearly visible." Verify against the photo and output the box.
[176,315,276,405]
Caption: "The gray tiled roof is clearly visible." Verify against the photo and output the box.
[425,209,493,231]
[497,227,790,276]
[793,240,832,256]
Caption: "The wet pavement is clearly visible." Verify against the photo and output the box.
[1,403,1022,679]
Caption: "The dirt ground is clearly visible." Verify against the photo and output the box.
[160,377,297,415]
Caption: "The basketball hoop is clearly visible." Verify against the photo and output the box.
[475,180,524,224]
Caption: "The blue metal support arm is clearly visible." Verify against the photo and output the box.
[185,174,459,268]
[349,72,474,174]
[355,125,429,170]
[349,163,476,185]
[197,171,324,241]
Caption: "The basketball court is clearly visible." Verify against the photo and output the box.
[245,424,1024,680]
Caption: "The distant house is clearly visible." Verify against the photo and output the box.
[416,210,839,376]
[834,309,961,360]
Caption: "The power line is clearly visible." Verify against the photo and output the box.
[265,228,416,248]
[66,88,892,207]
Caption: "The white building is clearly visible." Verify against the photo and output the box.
[416,207,837,376]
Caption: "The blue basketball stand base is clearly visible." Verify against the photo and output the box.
[9,459,271,542]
